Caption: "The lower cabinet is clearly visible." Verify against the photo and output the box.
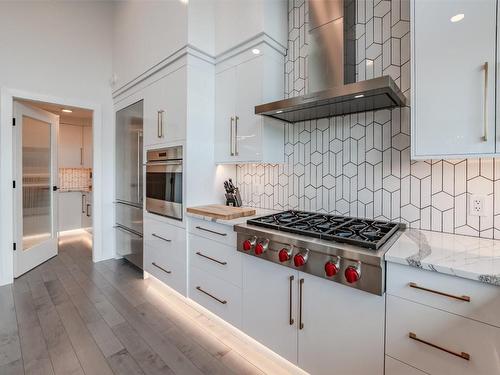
[189,266,242,328]
[386,294,500,375]
[385,356,427,375]
[144,216,187,296]
[241,257,385,375]
[242,256,298,362]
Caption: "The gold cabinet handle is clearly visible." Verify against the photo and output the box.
[230,117,234,156]
[196,286,227,305]
[234,116,239,156]
[299,278,304,329]
[196,251,227,265]
[409,332,470,361]
[289,275,294,325]
[408,282,470,302]
[482,61,488,142]
[152,262,171,274]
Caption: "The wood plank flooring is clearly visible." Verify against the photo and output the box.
[0,234,306,375]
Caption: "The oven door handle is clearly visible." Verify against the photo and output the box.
[145,160,182,166]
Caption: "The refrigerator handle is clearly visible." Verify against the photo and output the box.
[137,131,142,204]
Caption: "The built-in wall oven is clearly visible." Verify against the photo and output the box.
[145,146,183,220]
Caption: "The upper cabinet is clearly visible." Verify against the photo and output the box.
[82,126,92,168]
[411,0,497,159]
[143,67,187,147]
[215,45,285,164]
[59,124,92,168]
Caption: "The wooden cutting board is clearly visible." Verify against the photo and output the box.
[187,204,256,220]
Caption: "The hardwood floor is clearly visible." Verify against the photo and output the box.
[0,235,306,375]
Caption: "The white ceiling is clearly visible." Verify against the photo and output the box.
[18,99,93,127]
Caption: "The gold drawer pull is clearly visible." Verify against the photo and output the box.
[152,262,171,274]
[196,286,227,305]
[196,251,227,265]
[409,332,470,361]
[409,282,471,302]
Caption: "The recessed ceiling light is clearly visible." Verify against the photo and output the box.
[276,110,283,114]
[62,109,73,113]
[354,94,364,99]
[450,13,464,22]
[252,48,261,55]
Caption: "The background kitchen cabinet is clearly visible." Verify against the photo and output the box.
[242,256,298,363]
[82,126,93,167]
[411,0,497,158]
[215,45,284,163]
[297,272,385,375]
[59,192,84,231]
[143,67,187,147]
[81,192,92,229]
[59,124,84,167]
[59,124,92,167]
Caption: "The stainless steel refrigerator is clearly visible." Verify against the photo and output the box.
[115,100,144,269]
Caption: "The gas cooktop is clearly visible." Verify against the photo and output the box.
[247,211,401,250]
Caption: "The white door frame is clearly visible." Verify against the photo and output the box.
[0,87,104,285]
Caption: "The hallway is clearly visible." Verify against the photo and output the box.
[0,235,301,375]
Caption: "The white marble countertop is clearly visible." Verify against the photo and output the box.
[186,206,279,227]
[386,229,500,286]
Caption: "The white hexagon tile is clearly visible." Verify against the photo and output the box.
[236,0,500,240]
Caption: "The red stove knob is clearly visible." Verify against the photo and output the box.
[242,236,257,251]
[293,249,309,267]
[254,239,269,255]
[324,258,340,277]
[345,263,361,283]
[278,247,292,262]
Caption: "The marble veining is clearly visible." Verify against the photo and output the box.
[386,229,500,286]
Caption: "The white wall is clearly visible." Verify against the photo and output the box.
[214,0,288,55]
[0,1,115,285]
[112,0,189,90]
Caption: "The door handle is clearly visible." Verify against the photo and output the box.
[137,131,142,203]
[196,286,227,305]
[152,262,171,274]
[81,194,86,213]
[289,275,294,325]
[86,204,91,217]
[152,233,171,243]
[230,117,234,156]
[409,332,470,361]
[299,278,304,329]
[157,110,165,138]
[80,147,83,165]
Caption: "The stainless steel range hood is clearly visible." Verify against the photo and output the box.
[255,0,406,123]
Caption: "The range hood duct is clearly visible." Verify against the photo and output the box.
[255,0,406,123]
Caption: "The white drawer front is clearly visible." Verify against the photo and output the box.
[144,245,187,296]
[144,216,186,264]
[385,356,426,375]
[189,266,242,328]
[188,217,236,246]
[386,295,500,375]
[189,234,242,287]
[387,262,500,327]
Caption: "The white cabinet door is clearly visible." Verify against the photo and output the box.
[144,68,187,147]
[59,124,83,167]
[214,66,237,163]
[82,126,92,168]
[297,272,385,375]
[242,256,298,363]
[234,57,263,162]
[412,0,497,158]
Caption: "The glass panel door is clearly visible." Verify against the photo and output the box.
[14,101,59,278]
[22,116,52,250]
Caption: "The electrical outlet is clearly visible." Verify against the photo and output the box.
[469,194,487,216]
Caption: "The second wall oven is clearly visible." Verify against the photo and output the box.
[145,146,183,220]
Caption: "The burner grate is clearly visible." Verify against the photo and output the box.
[247,211,401,249]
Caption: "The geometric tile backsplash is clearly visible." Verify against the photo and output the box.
[236,0,500,239]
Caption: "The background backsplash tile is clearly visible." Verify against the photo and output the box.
[59,168,92,192]
[236,0,500,239]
